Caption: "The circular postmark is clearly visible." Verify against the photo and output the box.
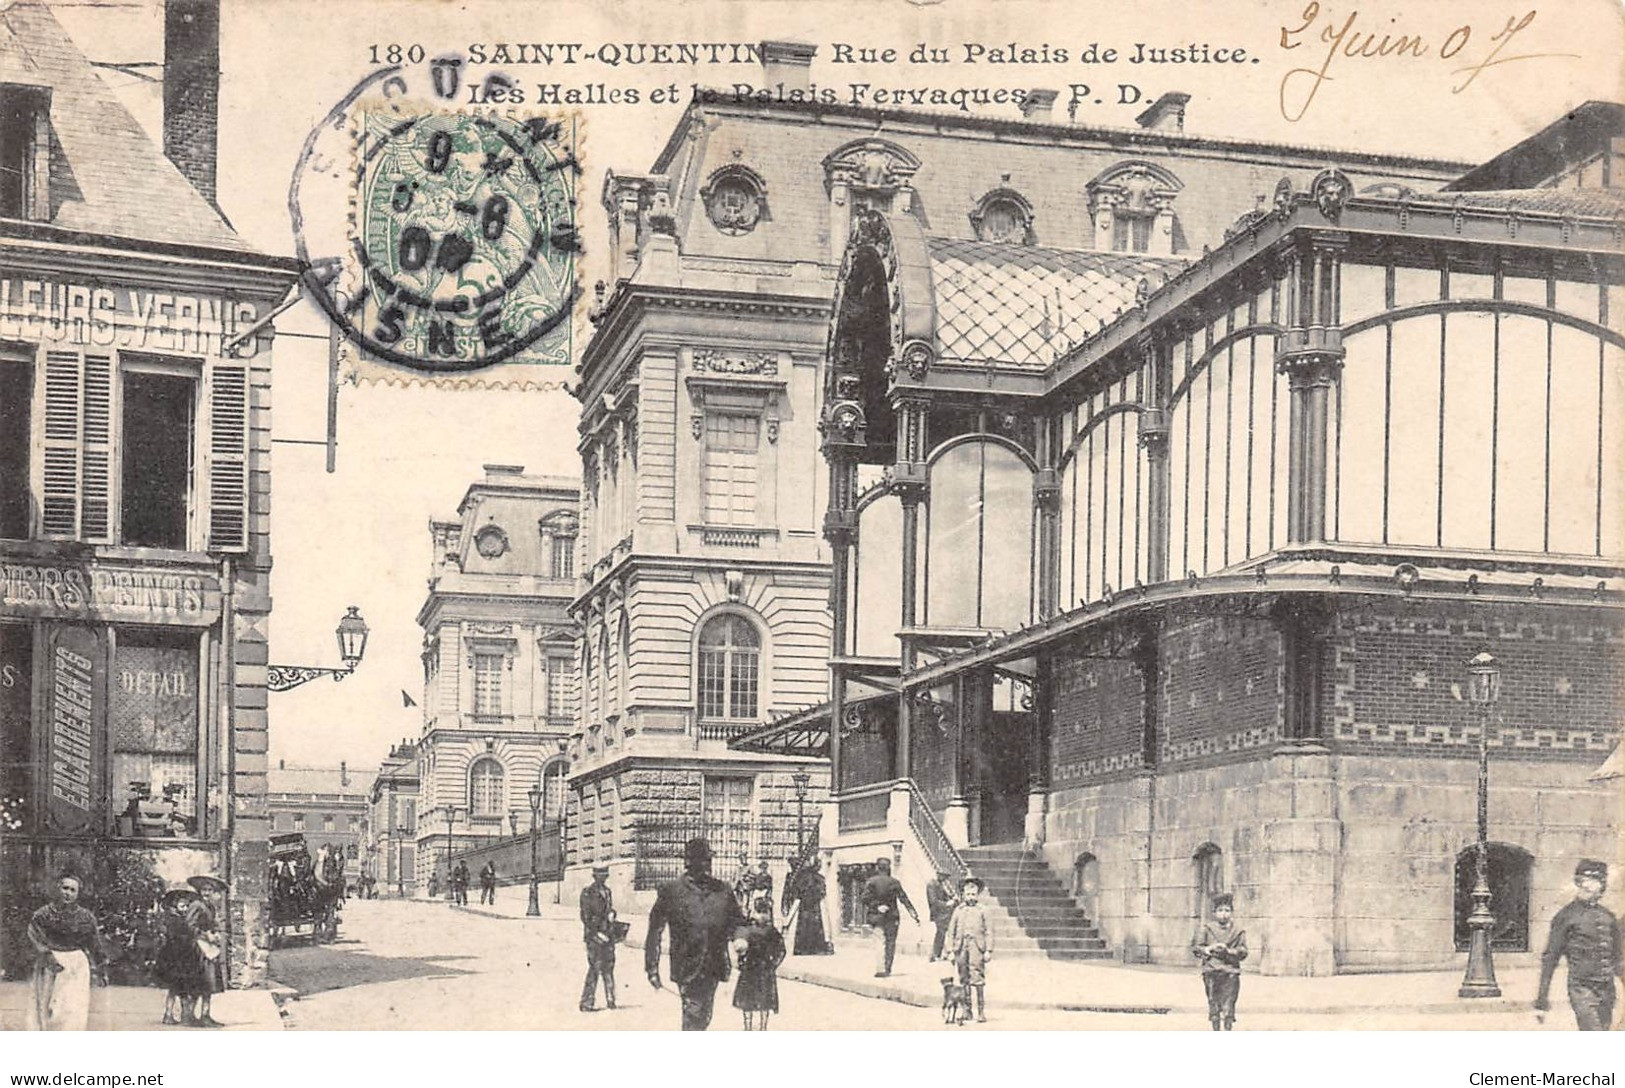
[289,66,581,373]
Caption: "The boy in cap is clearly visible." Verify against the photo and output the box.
[1535,859,1622,1031]
[946,875,994,1022]
[1192,892,1247,1030]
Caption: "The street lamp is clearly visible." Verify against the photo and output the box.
[526,782,543,917]
[444,805,460,904]
[267,606,371,692]
[792,771,811,853]
[1459,650,1502,998]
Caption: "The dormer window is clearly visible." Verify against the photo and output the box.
[1086,161,1183,255]
[969,182,1035,244]
[0,84,50,220]
[539,510,579,579]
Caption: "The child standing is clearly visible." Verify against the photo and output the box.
[732,899,786,1030]
[1192,892,1248,1030]
[946,876,994,1023]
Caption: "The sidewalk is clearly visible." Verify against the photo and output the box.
[440,893,1537,1017]
[0,982,284,1031]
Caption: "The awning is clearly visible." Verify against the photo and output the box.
[728,703,832,759]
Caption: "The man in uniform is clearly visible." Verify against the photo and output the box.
[860,856,919,978]
[579,865,617,1012]
[1535,859,1622,1030]
[646,837,748,1030]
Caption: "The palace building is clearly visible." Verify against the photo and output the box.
[586,43,1621,970]
[411,466,578,891]
[0,2,300,984]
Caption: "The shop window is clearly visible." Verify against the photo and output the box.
[0,623,32,820]
[1454,844,1532,952]
[121,368,196,549]
[110,628,200,838]
[697,614,760,720]
[701,413,760,526]
[470,757,504,817]
[0,349,30,538]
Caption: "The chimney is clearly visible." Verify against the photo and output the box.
[341,761,349,787]
[163,0,220,207]
[484,464,525,478]
[1134,92,1190,134]
[278,758,285,770]
[1021,89,1058,123]
[758,41,816,94]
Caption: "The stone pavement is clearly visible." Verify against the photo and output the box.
[447,888,1543,1019]
[0,981,284,1031]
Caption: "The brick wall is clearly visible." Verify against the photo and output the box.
[1051,635,1145,786]
[161,0,218,205]
[1160,614,1284,763]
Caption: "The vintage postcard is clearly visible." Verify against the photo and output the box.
[0,0,1623,1068]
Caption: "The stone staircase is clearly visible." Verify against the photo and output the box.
[960,844,1113,961]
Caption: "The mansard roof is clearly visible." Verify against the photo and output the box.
[926,237,1182,370]
[0,2,260,256]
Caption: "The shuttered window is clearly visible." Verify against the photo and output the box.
[0,349,31,538]
[702,413,760,526]
[29,347,250,551]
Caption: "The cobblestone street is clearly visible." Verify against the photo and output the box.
[265,899,1566,1031]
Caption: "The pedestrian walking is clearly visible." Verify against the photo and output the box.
[452,860,470,906]
[946,876,993,1022]
[24,873,104,1031]
[645,837,748,1030]
[480,861,498,905]
[732,898,786,1030]
[925,870,958,962]
[579,865,619,1012]
[781,856,833,956]
[1535,859,1623,1031]
[1192,892,1247,1031]
[860,856,919,977]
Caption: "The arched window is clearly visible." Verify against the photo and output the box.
[1454,844,1532,952]
[469,758,505,817]
[1072,853,1101,923]
[1193,843,1224,921]
[697,614,761,720]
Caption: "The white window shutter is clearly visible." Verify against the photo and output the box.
[204,359,249,551]
[79,353,114,541]
[39,349,82,538]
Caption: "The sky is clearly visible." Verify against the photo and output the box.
[43,0,1625,773]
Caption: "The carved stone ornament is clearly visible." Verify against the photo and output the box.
[701,166,767,236]
[1273,176,1295,218]
[473,525,509,559]
[822,400,866,443]
[691,414,704,440]
[693,348,779,376]
[765,419,780,444]
[1311,168,1352,222]
[646,188,677,237]
[898,339,934,382]
[851,207,889,247]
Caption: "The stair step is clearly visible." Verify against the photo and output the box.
[954,847,1111,963]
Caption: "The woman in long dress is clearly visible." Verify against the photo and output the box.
[782,859,832,955]
[186,885,227,1027]
[25,873,104,1031]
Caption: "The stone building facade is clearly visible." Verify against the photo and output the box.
[265,763,372,877]
[365,740,420,895]
[0,3,299,986]
[797,97,1624,973]
[412,466,577,892]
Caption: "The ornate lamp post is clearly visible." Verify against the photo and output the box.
[792,771,811,853]
[443,805,460,904]
[267,607,370,691]
[526,783,543,917]
[1459,650,1502,998]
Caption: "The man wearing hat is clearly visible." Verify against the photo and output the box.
[1535,859,1623,1030]
[579,865,618,1012]
[1191,892,1247,1031]
[645,837,749,1030]
[860,856,919,978]
[945,875,994,1022]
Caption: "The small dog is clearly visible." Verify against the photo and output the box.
[940,977,969,1025]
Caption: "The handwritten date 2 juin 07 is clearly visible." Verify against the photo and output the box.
[1278,6,1577,122]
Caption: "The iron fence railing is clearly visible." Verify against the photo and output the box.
[632,815,782,890]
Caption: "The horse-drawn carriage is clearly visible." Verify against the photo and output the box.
[268,833,343,947]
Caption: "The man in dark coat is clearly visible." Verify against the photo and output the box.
[452,861,470,906]
[579,865,617,1012]
[645,837,748,1030]
[925,870,958,962]
[860,856,919,977]
[1535,859,1623,1030]
[480,861,498,905]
